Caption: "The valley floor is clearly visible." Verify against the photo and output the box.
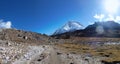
[0,40,102,64]
[0,38,120,64]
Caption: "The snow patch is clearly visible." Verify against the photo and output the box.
[53,21,83,35]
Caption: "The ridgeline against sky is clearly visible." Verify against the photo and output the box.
[0,0,120,35]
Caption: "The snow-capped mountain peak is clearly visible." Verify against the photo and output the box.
[53,21,83,35]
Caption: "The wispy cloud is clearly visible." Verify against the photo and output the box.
[115,16,120,23]
[93,14,120,23]
[0,19,12,29]
[94,14,105,21]
[104,14,114,21]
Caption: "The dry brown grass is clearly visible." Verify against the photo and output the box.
[56,43,93,54]
[0,58,2,64]
[70,37,120,43]
[56,42,120,62]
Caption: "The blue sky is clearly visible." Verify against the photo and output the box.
[0,0,120,35]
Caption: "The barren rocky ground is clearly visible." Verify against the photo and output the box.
[0,40,102,64]
[0,29,119,64]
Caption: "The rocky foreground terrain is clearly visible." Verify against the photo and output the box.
[0,29,119,64]
[0,40,102,64]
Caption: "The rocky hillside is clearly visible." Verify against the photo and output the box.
[0,29,51,44]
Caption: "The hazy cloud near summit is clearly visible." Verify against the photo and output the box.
[93,14,120,23]
[94,14,105,21]
[0,19,12,29]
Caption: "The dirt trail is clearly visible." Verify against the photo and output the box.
[29,45,61,64]
[12,45,61,64]
[47,46,61,64]
[12,45,102,64]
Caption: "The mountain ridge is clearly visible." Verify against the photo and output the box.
[52,21,120,39]
[53,21,83,35]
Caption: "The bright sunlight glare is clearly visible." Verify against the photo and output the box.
[104,0,120,14]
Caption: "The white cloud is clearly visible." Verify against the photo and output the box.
[0,19,12,29]
[114,16,120,23]
[93,14,105,21]
[105,14,114,21]
[104,15,120,23]
[93,14,120,23]
[115,16,120,21]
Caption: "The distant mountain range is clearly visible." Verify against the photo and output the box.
[52,21,120,39]
[53,21,83,35]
